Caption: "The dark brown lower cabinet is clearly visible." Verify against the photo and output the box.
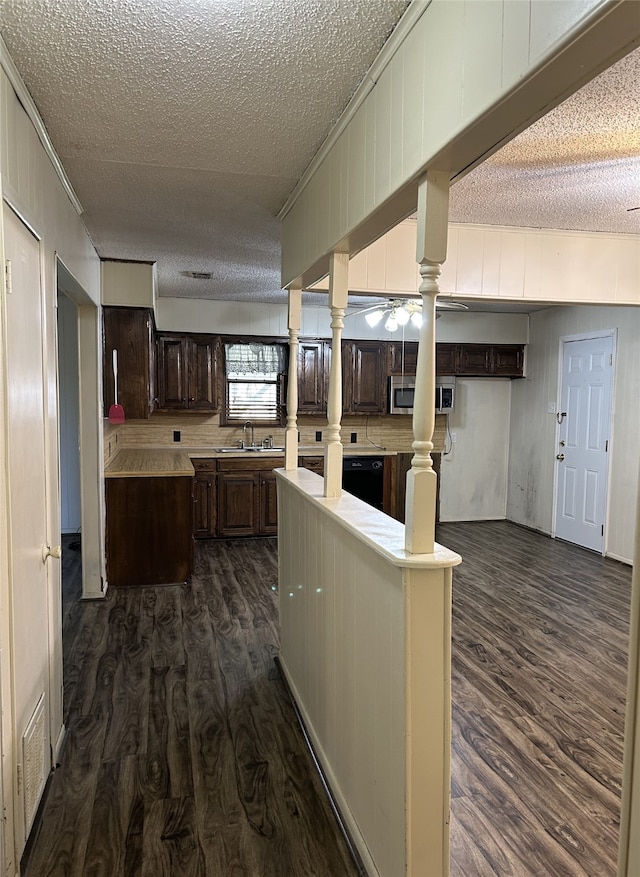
[193,459,216,538]
[217,471,259,537]
[259,472,278,535]
[210,457,280,538]
[106,475,193,586]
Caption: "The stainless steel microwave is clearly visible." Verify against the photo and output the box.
[389,375,455,415]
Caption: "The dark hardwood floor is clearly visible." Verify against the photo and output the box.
[442,521,632,877]
[24,523,632,876]
[23,536,359,877]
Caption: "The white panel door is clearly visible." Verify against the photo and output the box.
[4,205,51,852]
[555,335,614,553]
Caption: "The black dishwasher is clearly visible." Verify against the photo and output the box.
[342,457,385,511]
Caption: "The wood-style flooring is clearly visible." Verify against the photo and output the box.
[23,536,359,877]
[442,521,631,877]
[23,523,632,876]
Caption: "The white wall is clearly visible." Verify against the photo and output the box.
[507,304,640,564]
[57,293,81,533]
[439,378,512,522]
[156,294,529,343]
[0,55,101,867]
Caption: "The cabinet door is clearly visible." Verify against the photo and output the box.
[492,344,524,376]
[157,334,189,408]
[348,341,385,414]
[259,472,278,535]
[436,343,457,375]
[193,469,216,538]
[217,472,258,537]
[457,344,492,376]
[389,341,418,375]
[299,456,325,476]
[103,306,155,419]
[189,335,218,410]
[298,341,327,413]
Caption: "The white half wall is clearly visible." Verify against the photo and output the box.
[439,378,511,522]
[507,305,640,564]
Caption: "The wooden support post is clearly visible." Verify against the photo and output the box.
[324,252,349,498]
[405,172,449,554]
[285,286,302,471]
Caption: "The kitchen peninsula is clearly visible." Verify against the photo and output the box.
[105,448,194,586]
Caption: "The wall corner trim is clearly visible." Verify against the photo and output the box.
[0,35,83,216]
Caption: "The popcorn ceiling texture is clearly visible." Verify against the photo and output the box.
[450,46,640,237]
[0,0,408,301]
[1,1,638,305]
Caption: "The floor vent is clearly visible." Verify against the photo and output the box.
[22,693,47,833]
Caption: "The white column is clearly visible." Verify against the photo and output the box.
[405,172,449,554]
[324,252,349,498]
[284,286,302,471]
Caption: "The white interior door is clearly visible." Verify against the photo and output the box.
[554,334,614,553]
[4,205,51,854]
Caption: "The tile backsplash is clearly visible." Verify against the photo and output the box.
[104,412,446,462]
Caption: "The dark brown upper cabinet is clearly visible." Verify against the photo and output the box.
[344,340,386,415]
[435,343,457,375]
[103,306,156,419]
[157,333,219,411]
[389,341,418,375]
[298,340,330,414]
[456,343,524,377]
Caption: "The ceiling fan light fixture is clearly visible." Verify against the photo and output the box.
[395,304,410,325]
[410,311,423,328]
[365,309,385,327]
[385,313,398,332]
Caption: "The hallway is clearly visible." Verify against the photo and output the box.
[23,537,359,876]
[22,523,631,876]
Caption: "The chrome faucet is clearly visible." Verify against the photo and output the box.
[243,420,254,449]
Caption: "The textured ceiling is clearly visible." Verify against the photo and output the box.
[449,45,640,235]
[0,0,639,306]
[0,0,408,302]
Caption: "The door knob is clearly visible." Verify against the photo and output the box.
[556,453,565,461]
[42,544,62,563]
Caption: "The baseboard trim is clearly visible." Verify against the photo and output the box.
[52,723,66,763]
[274,655,374,877]
[604,550,633,567]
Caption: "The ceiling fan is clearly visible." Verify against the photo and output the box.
[344,298,469,331]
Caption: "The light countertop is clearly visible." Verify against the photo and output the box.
[105,448,195,477]
[105,444,406,477]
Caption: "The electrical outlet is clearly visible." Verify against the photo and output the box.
[350,432,357,443]
[451,432,457,443]
[173,430,181,443]
[315,430,322,441]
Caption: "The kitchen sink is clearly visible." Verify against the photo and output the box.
[213,446,285,453]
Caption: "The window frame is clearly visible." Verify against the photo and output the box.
[220,338,288,427]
